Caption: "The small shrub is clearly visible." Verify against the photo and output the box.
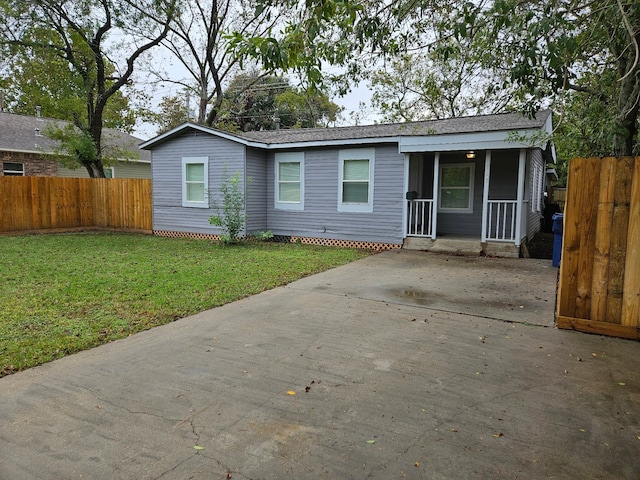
[252,230,274,241]
[209,171,248,243]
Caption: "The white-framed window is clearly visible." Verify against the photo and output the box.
[531,162,544,213]
[439,163,475,213]
[182,157,209,208]
[3,162,24,176]
[104,167,115,178]
[338,148,375,213]
[275,152,304,211]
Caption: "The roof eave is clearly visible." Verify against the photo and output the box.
[0,146,56,155]
[139,111,553,151]
[139,122,268,150]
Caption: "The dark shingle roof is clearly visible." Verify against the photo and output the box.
[0,111,150,162]
[239,110,552,145]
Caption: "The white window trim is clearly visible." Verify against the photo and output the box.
[438,162,475,214]
[338,148,375,213]
[274,152,304,211]
[531,162,544,213]
[3,162,24,176]
[181,157,209,208]
[104,167,115,178]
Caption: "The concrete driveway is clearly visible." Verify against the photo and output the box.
[1,250,638,479]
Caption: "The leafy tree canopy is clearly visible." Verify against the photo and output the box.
[148,0,293,128]
[214,73,341,132]
[143,94,190,135]
[3,26,135,132]
[232,0,640,156]
[0,0,178,176]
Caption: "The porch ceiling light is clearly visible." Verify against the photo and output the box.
[466,151,476,159]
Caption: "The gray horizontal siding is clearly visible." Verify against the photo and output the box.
[266,144,405,244]
[245,147,267,234]
[151,131,246,234]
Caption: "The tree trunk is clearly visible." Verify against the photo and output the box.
[613,68,640,157]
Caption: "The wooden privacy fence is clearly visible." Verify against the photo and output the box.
[0,177,152,233]
[556,157,640,339]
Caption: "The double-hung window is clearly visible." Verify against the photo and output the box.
[338,148,375,213]
[531,162,544,213]
[275,152,304,210]
[439,163,474,213]
[182,157,209,207]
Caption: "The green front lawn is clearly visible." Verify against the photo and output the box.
[0,233,371,376]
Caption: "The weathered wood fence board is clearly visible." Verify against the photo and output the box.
[0,177,152,233]
[557,157,640,339]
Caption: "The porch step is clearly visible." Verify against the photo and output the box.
[403,237,520,258]
[404,237,482,256]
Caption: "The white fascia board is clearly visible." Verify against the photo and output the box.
[114,157,151,164]
[0,147,55,155]
[398,128,546,153]
[138,122,265,150]
[543,112,554,136]
[543,112,557,163]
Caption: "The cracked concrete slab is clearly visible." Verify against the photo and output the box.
[1,250,638,479]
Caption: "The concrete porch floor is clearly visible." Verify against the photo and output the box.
[404,235,521,258]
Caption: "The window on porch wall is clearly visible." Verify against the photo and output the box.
[531,162,544,213]
[439,163,474,213]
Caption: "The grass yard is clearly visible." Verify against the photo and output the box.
[0,233,372,377]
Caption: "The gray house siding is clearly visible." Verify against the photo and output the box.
[151,131,246,235]
[143,112,552,249]
[245,147,267,234]
[266,144,405,244]
[527,148,545,239]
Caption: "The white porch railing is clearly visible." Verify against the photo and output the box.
[485,200,517,242]
[407,199,434,237]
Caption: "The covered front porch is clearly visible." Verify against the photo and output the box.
[402,148,531,258]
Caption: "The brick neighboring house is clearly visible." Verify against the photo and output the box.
[0,110,151,178]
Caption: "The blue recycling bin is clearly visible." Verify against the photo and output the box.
[552,213,564,267]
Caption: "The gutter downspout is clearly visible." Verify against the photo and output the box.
[402,154,409,239]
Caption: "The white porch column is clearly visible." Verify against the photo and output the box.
[402,153,410,238]
[514,149,527,246]
[431,152,440,239]
[481,151,491,243]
